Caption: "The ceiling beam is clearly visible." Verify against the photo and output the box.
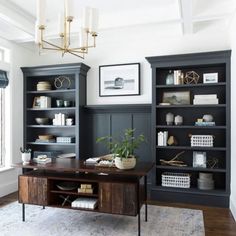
[178,0,193,34]
[0,0,35,37]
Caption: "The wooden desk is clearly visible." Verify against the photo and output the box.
[13,160,154,236]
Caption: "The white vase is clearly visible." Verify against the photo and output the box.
[114,156,136,170]
[22,153,31,164]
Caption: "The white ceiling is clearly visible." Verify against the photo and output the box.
[0,0,235,45]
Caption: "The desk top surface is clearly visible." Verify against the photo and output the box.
[13,159,154,177]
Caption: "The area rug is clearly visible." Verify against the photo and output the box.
[0,202,205,236]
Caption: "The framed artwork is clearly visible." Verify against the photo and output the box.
[32,97,41,108]
[193,152,207,168]
[203,73,218,83]
[99,63,140,97]
[162,91,190,105]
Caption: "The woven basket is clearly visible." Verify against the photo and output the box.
[162,172,190,188]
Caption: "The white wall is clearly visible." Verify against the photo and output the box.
[230,15,236,220]
[32,23,231,105]
[0,38,36,197]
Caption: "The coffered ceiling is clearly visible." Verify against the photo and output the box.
[0,0,235,45]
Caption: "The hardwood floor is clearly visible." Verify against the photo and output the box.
[1,192,235,235]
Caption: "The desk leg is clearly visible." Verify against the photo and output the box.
[22,204,25,222]
[137,182,141,236]
[144,175,147,222]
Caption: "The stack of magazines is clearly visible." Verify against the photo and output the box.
[33,155,52,164]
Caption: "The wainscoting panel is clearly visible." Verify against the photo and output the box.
[84,105,152,162]
[84,104,153,196]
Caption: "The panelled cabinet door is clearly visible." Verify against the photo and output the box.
[99,182,112,213]
[19,176,48,206]
[112,183,137,216]
[122,183,137,216]
[99,182,137,216]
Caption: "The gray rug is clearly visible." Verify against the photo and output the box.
[0,202,205,236]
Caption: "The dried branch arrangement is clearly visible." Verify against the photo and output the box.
[160,151,187,167]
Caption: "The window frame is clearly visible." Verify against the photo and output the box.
[0,88,5,167]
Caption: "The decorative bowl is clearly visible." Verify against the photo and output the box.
[38,134,54,140]
[35,118,49,125]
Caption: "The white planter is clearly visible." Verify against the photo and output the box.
[22,153,31,164]
[114,156,136,170]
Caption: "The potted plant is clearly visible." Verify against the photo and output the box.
[96,128,145,170]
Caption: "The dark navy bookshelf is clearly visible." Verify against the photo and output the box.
[146,50,231,207]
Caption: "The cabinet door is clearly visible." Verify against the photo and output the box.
[99,182,137,216]
[111,183,124,214]
[19,176,48,206]
[99,182,112,213]
[123,183,137,216]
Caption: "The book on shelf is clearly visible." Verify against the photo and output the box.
[157,131,168,146]
[193,94,219,105]
[40,96,51,108]
[71,197,98,209]
[195,122,216,126]
[35,139,56,143]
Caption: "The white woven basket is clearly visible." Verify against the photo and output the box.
[191,135,214,147]
[162,172,190,188]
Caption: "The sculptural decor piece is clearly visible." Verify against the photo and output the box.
[99,63,140,97]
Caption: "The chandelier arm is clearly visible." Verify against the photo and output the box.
[67,50,85,59]
[41,40,64,50]
[69,49,88,54]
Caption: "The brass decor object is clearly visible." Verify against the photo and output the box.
[35,0,99,59]
[184,71,200,84]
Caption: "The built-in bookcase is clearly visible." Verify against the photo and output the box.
[21,63,90,160]
[146,51,231,207]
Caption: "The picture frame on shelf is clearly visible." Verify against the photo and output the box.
[32,96,41,108]
[99,63,140,97]
[203,73,218,83]
[162,91,190,105]
[193,152,207,168]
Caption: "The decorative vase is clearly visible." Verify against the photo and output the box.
[114,156,136,170]
[22,153,31,164]
[165,70,174,85]
[203,114,213,122]
[174,115,183,125]
[166,112,174,125]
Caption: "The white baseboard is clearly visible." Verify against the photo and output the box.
[0,181,18,198]
[230,198,236,221]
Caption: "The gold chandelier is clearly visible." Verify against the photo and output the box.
[35,0,99,59]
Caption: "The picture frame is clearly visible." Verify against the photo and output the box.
[99,63,140,97]
[193,152,207,168]
[32,96,41,108]
[162,91,190,105]
[203,73,218,83]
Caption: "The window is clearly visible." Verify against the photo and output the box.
[0,88,5,167]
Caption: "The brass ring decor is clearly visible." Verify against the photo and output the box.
[54,76,71,89]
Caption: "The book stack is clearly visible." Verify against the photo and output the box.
[78,184,93,194]
[157,131,168,146]
[56,137,75,143]
[53,113,67,126]
[71,197,98,209]
[174,70,183,85]
[195,121,216,126]
[40,96,51,108]
[33,155,52,164]
[193,94,219,105]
